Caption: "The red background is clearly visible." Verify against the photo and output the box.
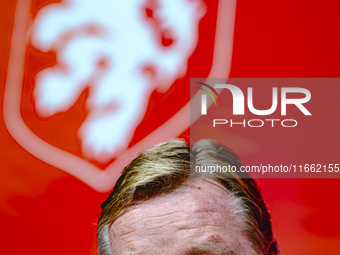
[1,0,340,254]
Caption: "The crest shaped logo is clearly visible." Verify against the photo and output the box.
[3,0,236,192]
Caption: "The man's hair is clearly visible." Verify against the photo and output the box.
[97,139,279,255]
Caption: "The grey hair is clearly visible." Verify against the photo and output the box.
[97,139,279,255]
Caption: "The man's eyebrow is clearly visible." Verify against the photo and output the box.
[184,239,240,255]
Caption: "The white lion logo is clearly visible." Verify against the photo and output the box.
[31,0,205,163]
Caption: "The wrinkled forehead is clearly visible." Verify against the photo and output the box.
[112,179,233,226]
[109,179,254,255]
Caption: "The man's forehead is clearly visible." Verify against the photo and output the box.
[108,179,253,255]
[112,179,234,226]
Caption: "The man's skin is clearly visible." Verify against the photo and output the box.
[109,179,255,255]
